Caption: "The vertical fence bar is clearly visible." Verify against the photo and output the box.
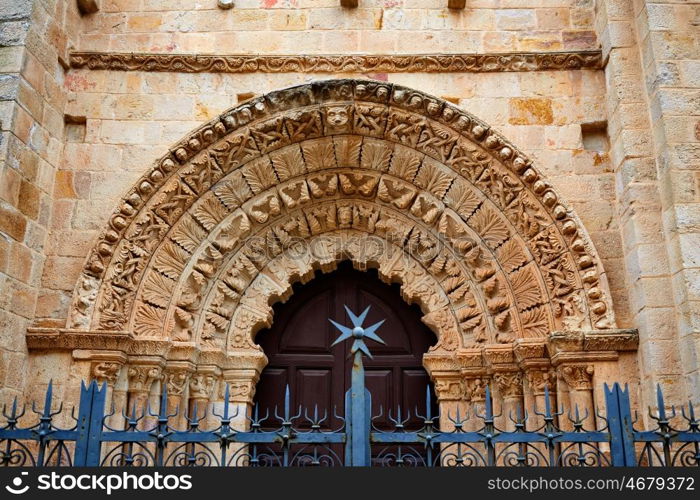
[605,383,636,466]
[345,350,371,466]
[73,381,107,466]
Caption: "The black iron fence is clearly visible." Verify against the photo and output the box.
[1,307,698,467]
[1,380,699,467]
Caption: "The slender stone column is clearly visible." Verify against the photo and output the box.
[493,371,524,432]
[126,361,163,425]
[483,345,523,431]
[514,340,553,431]
[433,375,466,431]
[91,359,125,431]
[524,368,556,428]
[463,376,488,431]
[188,368,219,422]
[221,368,259,429]
[74,350,127,413]
[163,362,194,430]
[558,364,595,430]
[423,351,467,434]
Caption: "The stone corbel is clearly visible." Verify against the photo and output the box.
[547,329,638,365]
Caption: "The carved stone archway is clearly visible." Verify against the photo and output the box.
[29,79,638,425]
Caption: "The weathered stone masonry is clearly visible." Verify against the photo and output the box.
[0,0,697,422]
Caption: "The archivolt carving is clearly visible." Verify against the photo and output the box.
[69,79,616,354]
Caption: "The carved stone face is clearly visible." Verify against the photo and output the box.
[325,106,350,129]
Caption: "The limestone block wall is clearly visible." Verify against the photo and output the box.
[79,0,598,54]
[633,0,700,402]
[0,0,82,401]
[592,0,699,406]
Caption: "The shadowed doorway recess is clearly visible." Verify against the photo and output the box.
[254,261,438,432]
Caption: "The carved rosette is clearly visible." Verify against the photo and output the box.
[68,79,617,364]
[559,364,594,391]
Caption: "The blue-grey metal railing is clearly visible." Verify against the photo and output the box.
[1,306,699,467]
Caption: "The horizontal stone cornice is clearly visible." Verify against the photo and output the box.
[69,50,603,74]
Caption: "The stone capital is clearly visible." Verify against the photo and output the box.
[464,376,489,402]
[222,368,260,405]
[513,339,547,363]
[524,368,555,396]
[189,366,221,401]
[493,371,523,399]
[163,361,196,397]
[91,361,122,387]
[72,349,127,387]
[558,364,594,391]
[433,375,465,402]
[127,358,164,394]
[483,344,516,368]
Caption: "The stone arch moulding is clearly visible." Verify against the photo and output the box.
[54,79,624,373]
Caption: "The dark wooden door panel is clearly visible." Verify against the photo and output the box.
[295,369,333,412]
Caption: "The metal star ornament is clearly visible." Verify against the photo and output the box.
[329,305,386,359]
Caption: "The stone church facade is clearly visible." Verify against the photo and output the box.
[0,0,697,429]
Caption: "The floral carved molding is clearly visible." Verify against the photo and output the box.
[62,79,620,360]
[69,50,603,74]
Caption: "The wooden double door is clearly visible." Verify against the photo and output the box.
[254,262,438,432]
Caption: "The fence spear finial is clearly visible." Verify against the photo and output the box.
[330,305,385,359]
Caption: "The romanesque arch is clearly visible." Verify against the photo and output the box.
[53,79,633,418]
